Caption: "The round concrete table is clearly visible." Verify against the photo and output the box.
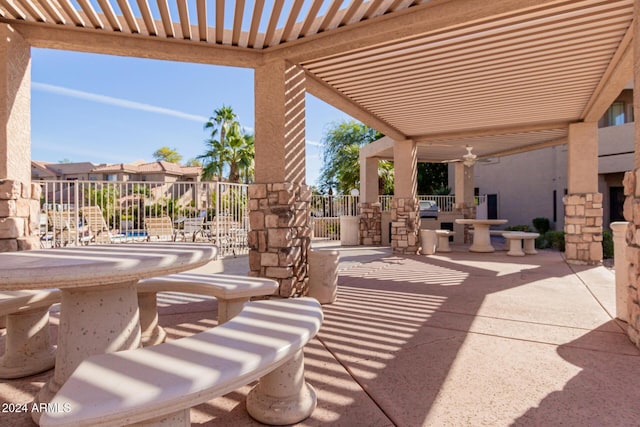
[0,242,216,422]
[455,219,508,252]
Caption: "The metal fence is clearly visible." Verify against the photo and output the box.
[37,180,478,248]
[37,180,249,256]
[379,195,457,212]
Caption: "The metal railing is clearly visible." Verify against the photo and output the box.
[378,194,477,212]
[37,180,249,256]
[37,180,481,248]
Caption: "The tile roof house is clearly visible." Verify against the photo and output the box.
[32,160,202,182]
[32,161,98,180]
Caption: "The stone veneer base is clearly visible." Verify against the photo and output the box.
[623,170,640,347]
[247,182,311,297]
[563,192,603,265]
[391,197,419,254]
[359,202,382,245]
[0,179,41,252]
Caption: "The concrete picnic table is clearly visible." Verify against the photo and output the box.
[0,242,216,423]
[455,219,508,252]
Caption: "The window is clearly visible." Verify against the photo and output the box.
[606,101,626,126]
[107,174,118,181]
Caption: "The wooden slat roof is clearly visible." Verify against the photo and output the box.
[0,0,634,162]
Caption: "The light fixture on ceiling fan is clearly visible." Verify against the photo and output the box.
[461,145,477,167]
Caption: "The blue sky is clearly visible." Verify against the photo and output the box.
[30,48,352,186]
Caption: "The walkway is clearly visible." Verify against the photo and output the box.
[2,243,639,426]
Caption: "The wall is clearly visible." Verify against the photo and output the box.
[467,123,635,232]
[471,146,567,230]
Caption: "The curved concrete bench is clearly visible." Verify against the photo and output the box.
[435,230,456,252]
[137,273,279,346]
[0,290,60,379]
[502,232,540,256]
[40,298,323,427]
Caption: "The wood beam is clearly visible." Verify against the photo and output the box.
[412,121,571,143]
[305,71,406,141]
[581,22,634,122]
[265,0,574,63]
[5,20,263,68]
[480,136,568,159]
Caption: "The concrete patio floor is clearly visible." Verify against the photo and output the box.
[2,241,640,426]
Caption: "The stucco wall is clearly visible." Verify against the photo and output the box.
[461,124,635,232]
[467,146,567,230]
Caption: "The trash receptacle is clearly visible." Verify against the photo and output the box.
[420,229,437,255]
[308,249,339,304]
[340,216,359,246]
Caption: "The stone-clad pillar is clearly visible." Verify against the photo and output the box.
[563,122,602,264]
[249,59,311,296]
[391,139,419,254]
[622,0,640,347]
[0,24,40,252]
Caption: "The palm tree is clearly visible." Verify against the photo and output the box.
[204,105,236,152]
[225,123,255,183]
[197,128,227,181]
[200,105,255,183]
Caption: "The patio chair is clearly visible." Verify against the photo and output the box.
[144,216,177,241]
[175,216,205,242]
[81,206,123,244]
[47,210,92,247]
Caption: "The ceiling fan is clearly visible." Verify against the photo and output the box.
[442,145,480,167]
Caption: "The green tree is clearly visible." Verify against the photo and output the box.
[318,120,392,194]
[199,105,255,183]
[153,146,183,163]
[416,162,448,194]
[184,158,202,167]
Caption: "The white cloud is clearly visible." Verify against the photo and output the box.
[306,139,323,147]
[32,139,128,163]
[32,82,209,123]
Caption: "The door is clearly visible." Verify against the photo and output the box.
[609,186,624,223]
[487,194,498,219]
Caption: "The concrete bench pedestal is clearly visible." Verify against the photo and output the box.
[0,290,61,379]
[435,230,456,252]
[503,232,540,256]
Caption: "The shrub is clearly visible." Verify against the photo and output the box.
[543,231,565,251]
[602,230,613,259]
[505,225,531,232]
[532,217,551,234]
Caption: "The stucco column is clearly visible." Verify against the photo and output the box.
[359,155,382,245]
[391,139,419,254]
[249,59,311,297]
[454,162,475,215]
[563,122,602,264]
[622,0,640,347]
[454,162,475,243]
[0,24,40,252]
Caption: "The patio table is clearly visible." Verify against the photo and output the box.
[455,219,508,252]
[0,242,216,421]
